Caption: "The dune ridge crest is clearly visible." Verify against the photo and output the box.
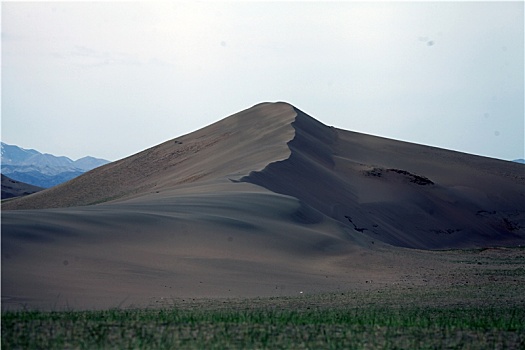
[2,102,298,210]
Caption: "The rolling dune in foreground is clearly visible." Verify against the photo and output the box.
[2,102,524,310]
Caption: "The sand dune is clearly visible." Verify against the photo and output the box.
[2,102,524,310]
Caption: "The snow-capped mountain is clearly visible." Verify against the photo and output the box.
[1,142,110,188]
[1,143,41,165]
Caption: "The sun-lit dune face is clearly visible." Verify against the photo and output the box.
[2,102,524,310]
[2,102,297,210]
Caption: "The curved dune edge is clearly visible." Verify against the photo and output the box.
[241,106,525,250]
[2,102,298,210]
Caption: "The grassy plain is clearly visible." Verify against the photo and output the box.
[3,247,525,349]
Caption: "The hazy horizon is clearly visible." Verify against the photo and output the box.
[2,1,523,162]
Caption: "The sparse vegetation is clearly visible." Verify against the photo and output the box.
[363,167,434,185]
[387,168,434,185]
[3,281,524,349]
[3,247,525,348]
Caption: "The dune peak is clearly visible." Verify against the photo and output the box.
[3,102,524,250]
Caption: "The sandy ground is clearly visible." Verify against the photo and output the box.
[2,102,524,310]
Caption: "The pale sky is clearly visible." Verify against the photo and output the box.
[2,1,523,161]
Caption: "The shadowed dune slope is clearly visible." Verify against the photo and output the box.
[243,106,525,249]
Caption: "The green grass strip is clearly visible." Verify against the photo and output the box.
[3,305,524,349]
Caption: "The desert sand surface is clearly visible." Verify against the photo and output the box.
[2,102,524,310]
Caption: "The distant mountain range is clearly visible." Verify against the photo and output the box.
[1,142,110,188]
[514,159,525,164]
